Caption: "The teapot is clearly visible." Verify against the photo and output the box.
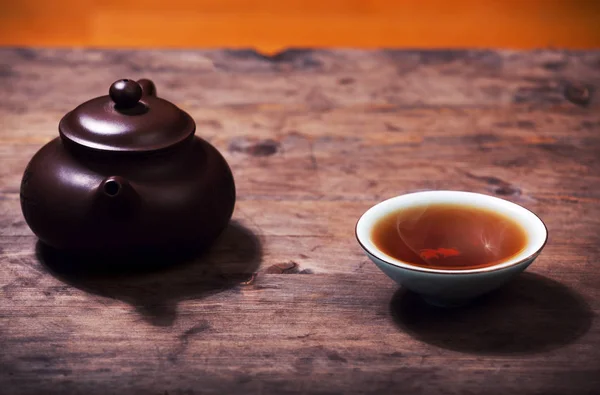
[20,79,236,255]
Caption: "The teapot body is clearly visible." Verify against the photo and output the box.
[20,135,235,254]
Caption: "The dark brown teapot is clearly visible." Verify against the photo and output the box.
[20,79,235,255]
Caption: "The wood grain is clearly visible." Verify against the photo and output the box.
[1,49,600,394]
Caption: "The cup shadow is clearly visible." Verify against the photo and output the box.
[37,220,262,327]
[390,272,593,355]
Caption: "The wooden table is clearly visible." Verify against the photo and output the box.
[1,48,599,395]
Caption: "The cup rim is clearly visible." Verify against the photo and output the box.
[355,190,548,275]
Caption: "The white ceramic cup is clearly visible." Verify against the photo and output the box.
[355,191,548,307]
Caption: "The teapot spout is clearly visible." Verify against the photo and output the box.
[97,176,139,216]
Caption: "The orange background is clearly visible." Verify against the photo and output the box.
[0,0,599,53]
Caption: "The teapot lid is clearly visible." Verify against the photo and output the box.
[59,79,195,153]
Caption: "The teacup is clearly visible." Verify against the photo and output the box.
[355,191,548,307]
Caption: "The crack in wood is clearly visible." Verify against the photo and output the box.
[462,170,522,197]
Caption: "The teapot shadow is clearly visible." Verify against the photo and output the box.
[390,272,592,355]
[37,220,261,327]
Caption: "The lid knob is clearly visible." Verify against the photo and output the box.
[109,79,143,109]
